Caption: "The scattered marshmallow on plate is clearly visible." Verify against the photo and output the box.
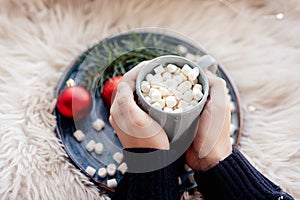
[117,162,128,175]
[86,166,96,177]
[107,163,117,176]
[113,152,123,164]
[73,130,85,142]
[94,142,104,155]
[92,118,105,131]
[107,178,118,188]
[98,167,107,178]
[86,140,96,152]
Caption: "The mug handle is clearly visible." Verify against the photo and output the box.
[196,55,218,73]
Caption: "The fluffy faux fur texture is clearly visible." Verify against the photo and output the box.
[0,0,299,199]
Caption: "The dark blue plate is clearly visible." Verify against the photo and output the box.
[54,30,242,194]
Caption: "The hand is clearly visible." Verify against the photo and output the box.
[185,71,232,172]
[109,62,169,150]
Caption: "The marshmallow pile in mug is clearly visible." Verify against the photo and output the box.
[140,63,203,112]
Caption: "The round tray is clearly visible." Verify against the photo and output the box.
[54,30,243,194]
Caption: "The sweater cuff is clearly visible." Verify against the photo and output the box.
[194,147,294,200]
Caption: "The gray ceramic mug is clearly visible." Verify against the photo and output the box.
[136,55,218,142]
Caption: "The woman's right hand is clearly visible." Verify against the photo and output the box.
[185,71,233,172]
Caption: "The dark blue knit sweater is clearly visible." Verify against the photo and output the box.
[112,147,294,200]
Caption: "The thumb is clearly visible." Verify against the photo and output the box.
[115,82,153,129]
[115,82,134,114]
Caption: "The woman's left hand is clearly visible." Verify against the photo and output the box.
[109,61,170,150]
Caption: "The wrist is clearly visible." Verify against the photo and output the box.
[187,144,232,172]
[198,145,232,171]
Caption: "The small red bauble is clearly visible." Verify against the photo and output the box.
[57,79,92,121]
[101,75,123,108]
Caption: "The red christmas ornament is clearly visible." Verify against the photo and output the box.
[101,75,123,108]
[57,79,92,121]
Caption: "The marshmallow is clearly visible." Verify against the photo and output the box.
[86,140,96,152]
[188,67,200,81]
[86,166,96,177]
[149,88,161,100]
[94,143,104,155]
[148,88,160,98]
[192,88,203,101]
[181,64,192,76]
[92,118,105,131]
[113,152,124,164]
[166,64,178,73]
[160,86,173,96]
[117,162,128,174]
[107,179,118,188]
[146,74,154,82]
[107,163,117,176]
[165,96,177,108]
[141,81,151,93]
[73,130,85,142]
[193,84,202,91]
[98,167,107,178]
[154,65,165,74]
[177,81,192,93]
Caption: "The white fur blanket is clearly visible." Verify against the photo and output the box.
[0,0,299,199]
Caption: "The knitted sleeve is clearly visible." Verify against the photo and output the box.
[111,148,181,200]
[194,147,294,200]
